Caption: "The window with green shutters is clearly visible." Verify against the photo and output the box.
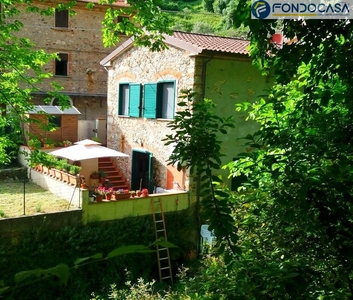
[118,81,175,119]
[118,83,141,117]
[143,81,175,119]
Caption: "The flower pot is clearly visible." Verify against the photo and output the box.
[49,168,55,177]
[36,164,43,172]
[95,195,103,202]
[42,166,49,174]
[114,193,130,200]
[62,172,69,183]
[68,174,78,187]
[105,193,112,201]
[54,169,62,181]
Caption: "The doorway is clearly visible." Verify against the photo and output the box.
[131,150,153,193]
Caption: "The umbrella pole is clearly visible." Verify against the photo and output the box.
[68,181,77,209]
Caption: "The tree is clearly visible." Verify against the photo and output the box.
[0,0,171,165]
[163,90,238,256]
[163,3,353,298]
[218,4,353,298]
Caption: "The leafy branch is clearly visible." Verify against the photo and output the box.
[163,89,238,255]
[0,240,176,296]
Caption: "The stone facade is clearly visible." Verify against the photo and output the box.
[12,0,128,141]
[106,45,196,190]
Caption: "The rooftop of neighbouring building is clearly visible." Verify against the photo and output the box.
[171,31,250,55]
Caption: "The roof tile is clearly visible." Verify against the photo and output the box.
[172,31,249,55]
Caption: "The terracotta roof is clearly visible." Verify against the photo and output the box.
[170,31,249,55]
[100,31,250,66]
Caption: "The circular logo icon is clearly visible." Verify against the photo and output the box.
[251,0,271,19]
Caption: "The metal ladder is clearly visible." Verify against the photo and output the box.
[151,198,173,283]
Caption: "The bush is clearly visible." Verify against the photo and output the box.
[0,210,197,299]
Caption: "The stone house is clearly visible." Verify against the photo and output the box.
[11,0,129,144]
[100,31,271,192]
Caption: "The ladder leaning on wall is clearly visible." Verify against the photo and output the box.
[151,198,173,283]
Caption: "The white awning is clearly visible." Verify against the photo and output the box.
[49,139,128,161]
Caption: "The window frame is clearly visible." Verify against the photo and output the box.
[115,16,129,35]
[55,9,69,28]
[55,53,68,77]
[143,80,175,120]
[49,115,62,128]
[156,81,176,119]
[118,83,141,117]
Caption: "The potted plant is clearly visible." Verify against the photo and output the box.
[68,165,81,186]
[94,186,106,202]
[28,138,42,150]
[63,140,72,147]
[130,190,136,198]
[90,171,100,179]
[54,159,67,181]
[114,188,131,200]
[59,161,70,183]
[141,188,149,197]
[104,187,114,200]
[99,170,106,183]
[43,138,55,149]
[88,189,95,202]
[47,155,59,177]
[80,175,87,189]
[29,149,48,171]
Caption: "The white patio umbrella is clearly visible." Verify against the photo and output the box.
[49,139,129,161]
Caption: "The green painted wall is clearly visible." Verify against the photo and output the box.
[82,192,190,224]
[204,57,272,185]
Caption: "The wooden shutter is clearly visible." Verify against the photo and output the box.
[129,84,141,117]
[55,10,68,28]
[143,83,157,118]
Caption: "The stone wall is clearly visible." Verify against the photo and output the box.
[11,1,128,123]
[106,46,196,189]
[0,210,82,237]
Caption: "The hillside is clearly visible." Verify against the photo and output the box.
[158,0,249,38]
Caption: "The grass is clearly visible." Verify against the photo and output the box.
[0,180,77,218]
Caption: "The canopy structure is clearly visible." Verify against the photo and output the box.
[50,139,129,161]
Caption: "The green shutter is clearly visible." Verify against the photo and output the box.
[129,84,141,117]
[143,83,157,118]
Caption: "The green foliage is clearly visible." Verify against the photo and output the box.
[0,210,195,299]
[214,4,353,298]
[162,0,248,38]
[202,0,214,12]
[69,165,81,175]
[27,138,41,150]
[57,159,69,171]
[163,90,238,256]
